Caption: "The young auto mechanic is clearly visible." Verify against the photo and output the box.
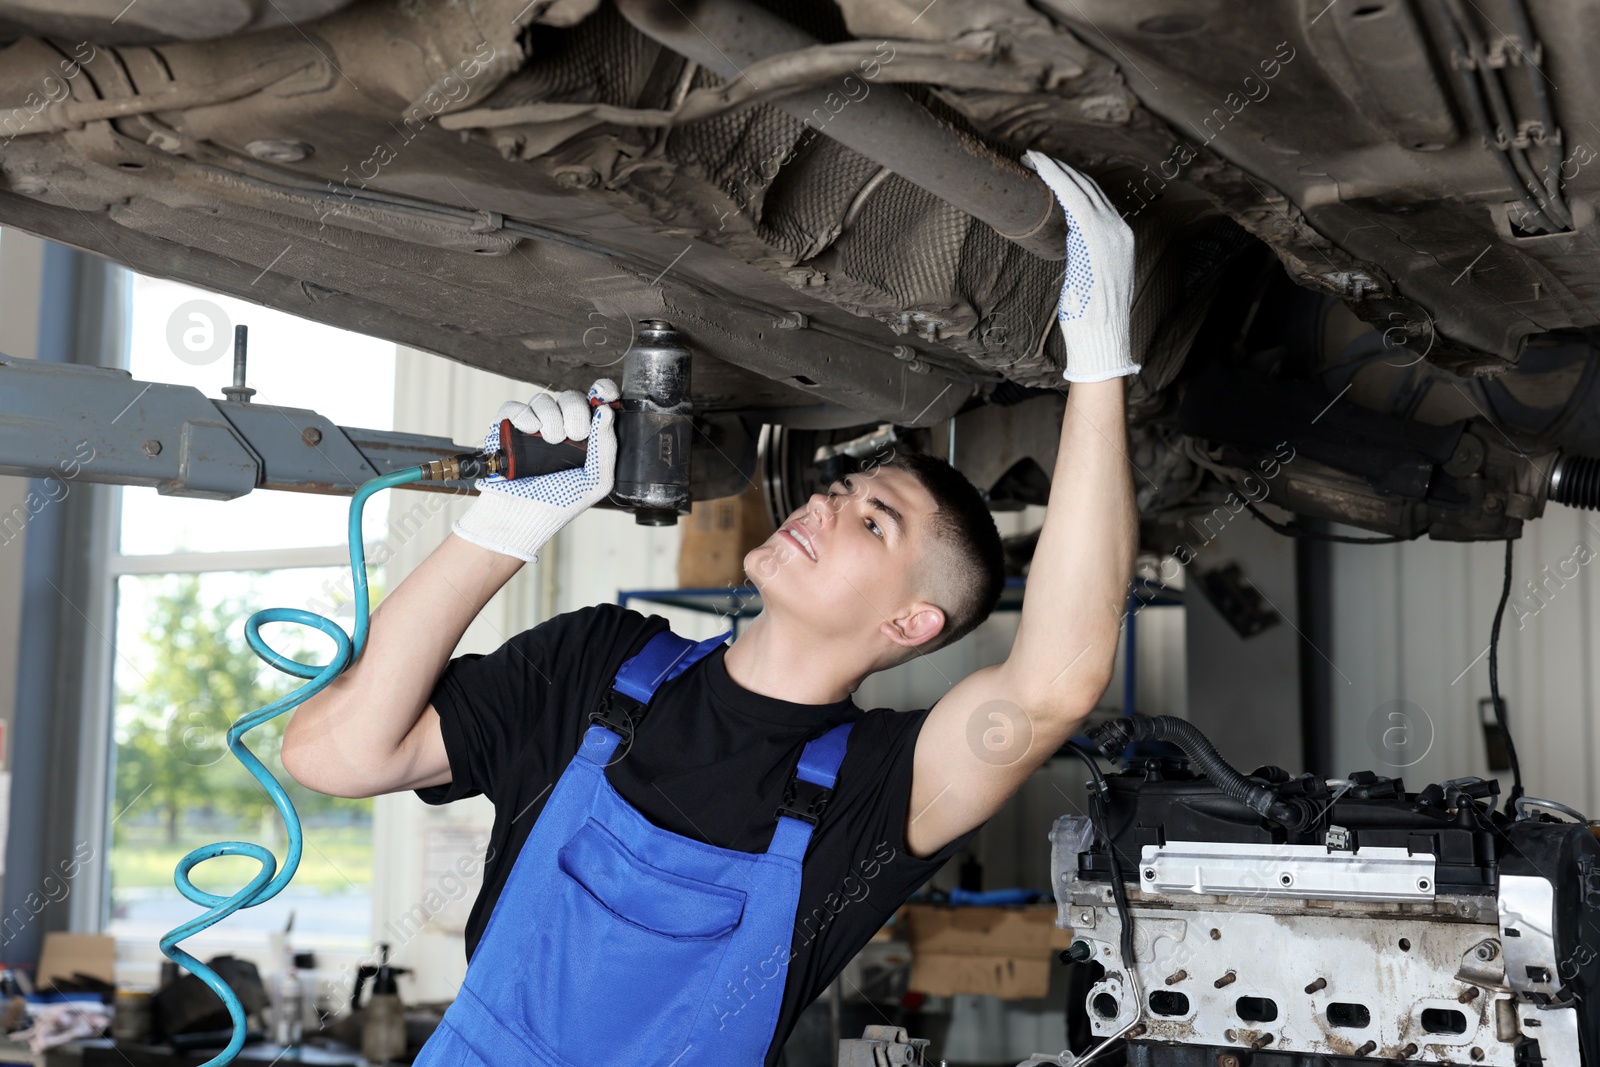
[281,150,1138,1066]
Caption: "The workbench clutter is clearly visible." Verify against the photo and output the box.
[9,993,111,1054]
[2,933,117,1052]
[0,931,331,1058]
[903,903,1075,1000]
[10,938,427,1067]
[147,955,268,1048]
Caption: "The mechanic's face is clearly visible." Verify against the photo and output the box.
[745,466,947,654]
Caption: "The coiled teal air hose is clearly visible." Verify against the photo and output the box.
[159,466,424,1067]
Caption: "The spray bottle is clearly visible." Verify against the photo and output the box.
[353,944,410,1064]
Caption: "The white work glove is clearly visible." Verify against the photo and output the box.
[452,379,620,562]
[1023,150,1139,383]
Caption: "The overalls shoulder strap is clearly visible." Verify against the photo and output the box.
[615,628,734,703]
[583,625,855,863]
[581,628,731,763]
[415,626,855,1067]
[768,720,853,862]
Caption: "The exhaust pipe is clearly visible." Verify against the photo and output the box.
[614,0,1067,261]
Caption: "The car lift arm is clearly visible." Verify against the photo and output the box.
[0,357,478,498]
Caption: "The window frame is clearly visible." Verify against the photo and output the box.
[96,276,398,989]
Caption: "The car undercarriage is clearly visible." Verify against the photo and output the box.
[2,0,1599,541]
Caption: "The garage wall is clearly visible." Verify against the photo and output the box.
[374,348,554,1003]
[1331,504,1600,814]
[0,230,43,791]
[0,231,43,930]
[0,233,44,730]
[1184,512,1305,775]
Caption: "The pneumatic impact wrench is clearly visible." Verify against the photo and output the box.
[420,320,694,525]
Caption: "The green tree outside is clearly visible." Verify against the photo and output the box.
[112,573,372,894]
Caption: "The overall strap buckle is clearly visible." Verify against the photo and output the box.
[777,778,833,826]
[775,721,853,827]
[589,690,642,743]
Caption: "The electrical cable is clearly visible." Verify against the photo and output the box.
[1062,742,1141,1067]
[1242,498,1420,544]
[1514,796,1586,823]
[1091,715,1318,832]
[1432,0,1566,233]
[1504,0,1568,222]
[159,466,424,1067]
[1488,537,1525,813]
[1470,47,1572,230]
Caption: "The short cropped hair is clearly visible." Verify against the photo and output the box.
[880,451,1006,649]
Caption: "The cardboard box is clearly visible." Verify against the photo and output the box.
[677,481,774,589]
[38,932,115,989]
[904,904,1074,1000]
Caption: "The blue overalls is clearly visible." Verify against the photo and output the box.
[412,629,854,1067]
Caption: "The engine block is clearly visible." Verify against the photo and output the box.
[1052,762,1599,1066]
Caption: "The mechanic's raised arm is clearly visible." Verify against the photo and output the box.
[906,153,1138,858]
[280,381,619,799]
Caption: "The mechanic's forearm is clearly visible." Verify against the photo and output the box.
[1007,378,1135,713]
[283,533,522,787]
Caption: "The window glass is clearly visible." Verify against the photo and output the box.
[119,274,397,555]
[118,487,388,556]
[110,569,375,954]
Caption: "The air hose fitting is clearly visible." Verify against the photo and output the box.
[1091,716,1318,833]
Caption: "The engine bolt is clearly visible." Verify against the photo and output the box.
[1126,1024,1147,1039]
[1251,1034,1274,1050]
[1143,868,1156,880]
[1214,970,1237,988]
[245,139,312,163]
[1402,1044,1419,1057]
[1209,928,1222,940]
[1355,1040,1377,1056]
[552,166,600,189]
[301,427,323,446]
[1305,977,1327,994]
[1164,969,1188,985]
[141,439,162,457]
[1217,1056,1242,1067]
[1459,986,1481,1003]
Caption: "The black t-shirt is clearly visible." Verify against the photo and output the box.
[415,603,976,1064]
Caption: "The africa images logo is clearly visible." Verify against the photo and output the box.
[1366,699,1435,769]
